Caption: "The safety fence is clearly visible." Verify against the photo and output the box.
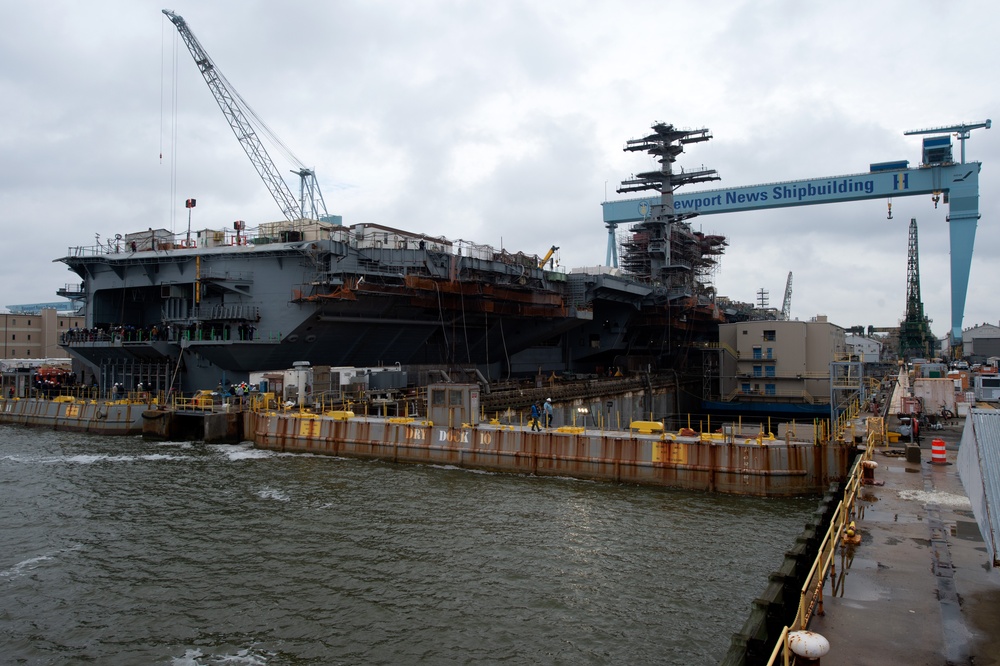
[720,416,882,665]
[764,419,881,665]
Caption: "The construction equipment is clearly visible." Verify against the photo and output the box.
[780,271,793,321]
[163,10,329,222]
[538,245,559,269]
[603,122,987,346]
[898,218,935,359]
[904,120,991,164]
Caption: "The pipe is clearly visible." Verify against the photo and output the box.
[473,368,492,394]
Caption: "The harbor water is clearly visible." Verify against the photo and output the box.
[0,426,814,664]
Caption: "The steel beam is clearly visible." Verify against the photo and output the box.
[602,163,981,341]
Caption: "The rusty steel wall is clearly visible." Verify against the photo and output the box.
[249,413,854,496]
[0,398,145,435]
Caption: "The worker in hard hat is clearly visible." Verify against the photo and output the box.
[544,398,554,428]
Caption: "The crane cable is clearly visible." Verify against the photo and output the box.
[189,38,306,171]
[160,21,181,235]
[215,66,306,170]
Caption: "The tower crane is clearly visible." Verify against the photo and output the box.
[898,218,934,359]
[163,9,328,222]
[780,271,793,321]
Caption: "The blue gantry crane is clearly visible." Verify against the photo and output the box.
[602,121,991,352]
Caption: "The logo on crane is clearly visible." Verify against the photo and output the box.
[892,173,909,191]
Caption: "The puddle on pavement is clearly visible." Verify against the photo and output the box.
[830,569,886,601]
[953,520,984,542]
[862,509,923,524]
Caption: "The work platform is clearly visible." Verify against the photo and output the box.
[808,424,1000,664]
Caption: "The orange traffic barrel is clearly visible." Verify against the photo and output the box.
[931,438,947,465]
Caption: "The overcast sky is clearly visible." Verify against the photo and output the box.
[2,0,997,339]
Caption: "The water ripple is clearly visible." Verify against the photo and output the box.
[0,424,813,664]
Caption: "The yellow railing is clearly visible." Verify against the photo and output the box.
[702,341,740,358]
[171,396,218,413]
[831,397,862,440]
[764,418,882,665]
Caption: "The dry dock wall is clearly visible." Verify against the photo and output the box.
[0,397,145,435]
[720,484,842,664]
[247,412,853,497]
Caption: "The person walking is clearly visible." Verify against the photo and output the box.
[530,402,541,431]
[544,398,554,428]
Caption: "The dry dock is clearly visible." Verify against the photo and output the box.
[809,424,1000,665]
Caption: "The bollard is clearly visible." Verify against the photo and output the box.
[789,630,830,665]
[931,438,947,465]
[861,460,878,484]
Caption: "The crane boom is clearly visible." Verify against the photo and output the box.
[780,271,792,320]
[163,9,325,222]
[538,245,559,268]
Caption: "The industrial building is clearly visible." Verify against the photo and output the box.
[846,334,884,363]
[710,316,847,414]
[1,308,82,360]
[960,323,1000,362]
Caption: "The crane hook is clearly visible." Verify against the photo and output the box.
[887,199,893,220]
[932,192,940,209]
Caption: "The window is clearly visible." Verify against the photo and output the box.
[60,321,65,327]
[742,330,748,335]
[753,365,762,377]
[741,383,751,393]
[766,347,773,359]
[27,335,30,341]
[763,330,776,341]
[10,334,14,341]
[765,366,775,377]
[752,346,762,359]
[765,383,776,396]
[431,389,446,406]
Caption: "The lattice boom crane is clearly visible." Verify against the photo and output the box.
[780,271,793,321]
[163,9,328,222]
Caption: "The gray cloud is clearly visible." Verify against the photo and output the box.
[1,0,997,340]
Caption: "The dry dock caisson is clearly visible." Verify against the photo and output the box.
[244,383,857,497]
[0,395,149,435]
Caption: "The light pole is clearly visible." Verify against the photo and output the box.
[185,198,197,247]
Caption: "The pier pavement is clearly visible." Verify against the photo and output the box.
[808,423,1000,665]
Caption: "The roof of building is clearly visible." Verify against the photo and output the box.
[962,323,1000,341]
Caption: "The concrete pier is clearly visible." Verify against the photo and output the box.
[808,424,1000,664]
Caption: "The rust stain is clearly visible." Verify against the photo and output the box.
[246,414,846,496]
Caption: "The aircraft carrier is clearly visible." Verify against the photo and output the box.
[53,118,734,394]
[56,210,725,393]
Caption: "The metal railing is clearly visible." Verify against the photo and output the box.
[764,417,883,665]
